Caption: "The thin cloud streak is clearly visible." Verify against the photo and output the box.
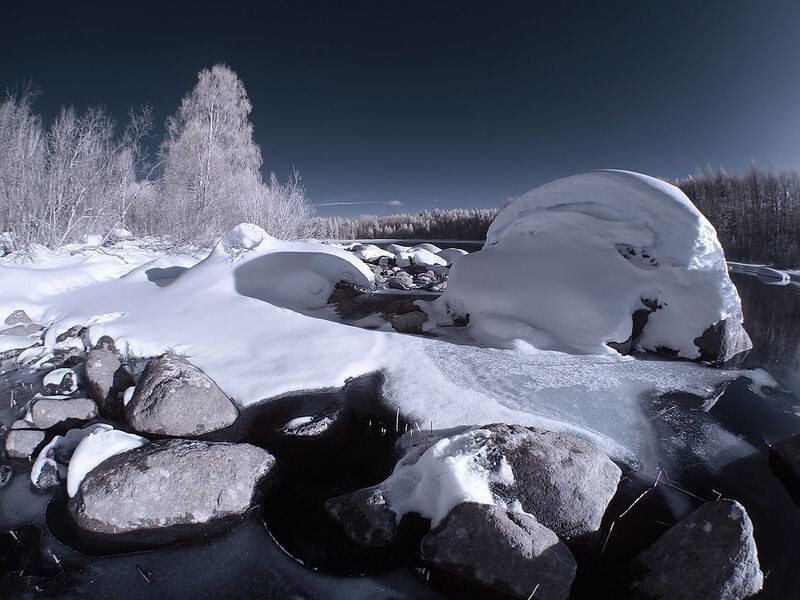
[316,199,404,207]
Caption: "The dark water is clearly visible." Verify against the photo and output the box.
[733,273,800,394]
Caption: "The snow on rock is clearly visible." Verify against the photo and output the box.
[428,170,749,360]
[43,367,80,395]
[436,247,469,266]
[351,244,394,263]
[327,424,621,546]
[413,243,442,254]
[67,428,147,497]
[395,248,448,268]
[31,423,112,489]
[187,224,374,311]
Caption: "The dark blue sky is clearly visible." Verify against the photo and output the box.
[3,1,800,217]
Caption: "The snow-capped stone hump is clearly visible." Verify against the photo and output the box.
[218,223,272,255]
[433,170,750,361]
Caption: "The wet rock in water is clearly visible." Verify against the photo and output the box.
[771,432,800,480]
[30,396,98,429]
[4,428,46,461]
[0,464,12,487]
[421,502,576,600]
[694,318,753,366]
[330,423,620,547]
[390,311,428,334]
[4,309,32,326]
[126,354,238,436]
[69,439,275,539]
[279,406,343,439]
[325,486,398,547]
[629,499,763,600]
[83,348,134,416]
[42,367,80,395]
[388,271,414,291]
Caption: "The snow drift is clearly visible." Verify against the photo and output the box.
[428,170,749,359]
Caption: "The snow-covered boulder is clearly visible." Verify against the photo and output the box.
[187,224,374,311]
[436,247,468,266]
[126,354,238,436]
[420,502,576,600]
[413,243,442,254]
[68,439,275,540]
[326,423,621,546]
[43,367,80,395]
[629,500,763,599]
[83,347,135,416]
[430,171,750,361]
[67,428,147,496]
[351,243,394,263]
[395,248,447,268]
[29,396,98,429]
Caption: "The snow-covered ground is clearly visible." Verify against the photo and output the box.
[0,218,765,472]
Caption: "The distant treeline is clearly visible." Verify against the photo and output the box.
[313,167,800,266]
[677,167,800,267]
[311,208,500,241]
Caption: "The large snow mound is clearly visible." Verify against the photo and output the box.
[429,170,744,357]
[181,224,375,311]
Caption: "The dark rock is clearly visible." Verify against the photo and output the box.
[772,432,800,476]
[325,486,397,547]
[32,457,61,489]
[388,271,414,290]
[390,311,429,334]
[694,319,753,366]
[94,335,118,352]
[69,439,275,538]
[46,345,85,368]
[630,499,763,600]
[384,299,419,315]
[56,325,85,343]
[421,502,576,600]
[83,349,134,416]
[30,397,98,429]
[126,354,238,436]
[4,310,31,326]
[4,429,46,461]
[0,464,12,487]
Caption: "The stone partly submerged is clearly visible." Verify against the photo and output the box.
[69,439,276,544]
[629,499,763,600]
[421,502,576,600]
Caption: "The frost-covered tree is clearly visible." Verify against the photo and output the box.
[0,88,150,251]
[158,64,263,242]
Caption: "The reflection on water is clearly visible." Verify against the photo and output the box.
[733,273,800,393]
